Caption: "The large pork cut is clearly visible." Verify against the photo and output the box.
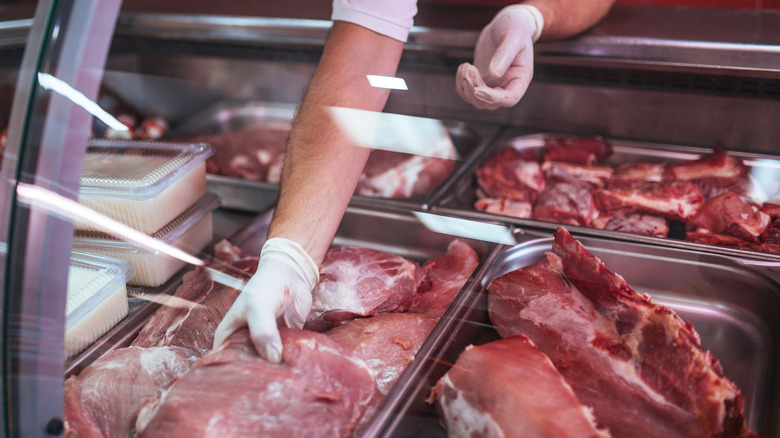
[430,335,610,438]
[132,240,258,355]
[305,246,424,331]
[487,227,754,438]
[64,346,199,438]
[135,328,380,438]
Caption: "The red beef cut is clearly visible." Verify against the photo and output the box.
[407,239,480,318]
[592,211,670,237]
[541,160,613,188]
[476,146,545,202]
[687,192,770,242]
[610,161,666,182]
[64,346,198,438]
[487,227,754,438]
[532,182,598,226]
[430,335,610,438]
[474,197,533,218]
[542,135,613,165]
[594,179,704,221]
[194,126,290,182]
[135,329,380,438]
[305,246,424,332]
[356,149,455,198]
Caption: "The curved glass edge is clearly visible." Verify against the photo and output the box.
[0,0,122,436]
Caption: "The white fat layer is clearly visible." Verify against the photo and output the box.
[437,374,504,438]
[614,192,698,218]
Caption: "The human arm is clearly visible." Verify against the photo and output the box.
[456,0,616,109]
[213,21,405,361]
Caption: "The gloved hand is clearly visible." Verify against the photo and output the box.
[213,237,320,362]
[456,4,544,110]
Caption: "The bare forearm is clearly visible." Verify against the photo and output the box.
[268,21,405,265]
[523,0,616,40]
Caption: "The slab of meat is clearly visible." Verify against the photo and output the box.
[406,239,480,318]
[305,246,424,332]
[326,313,440,395]
[474,197,533,218]
[135,328,380,438]
[476,147,545,202]
[132,240,259,355]
[430,335,610,438]
[665,146,748,181]
[686,192,770,242]
[594,179,704,221]
[592,211,670,237]
[194,126,290,182]
[487,227,754,438]
[542,135,613,165]
[542,161,613,188]
[64,346,199,438]
[762,202,780,219]
[609,161,666,182]
[532,182,598,226]
[356,148,456,198]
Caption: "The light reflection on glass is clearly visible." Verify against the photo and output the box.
[412,211,516,245]
[37,73,128,131]
[327,107,459,160]
[366,75,408,91]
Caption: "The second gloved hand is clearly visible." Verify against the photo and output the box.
[213,237,319,362]
[456,4,544,110]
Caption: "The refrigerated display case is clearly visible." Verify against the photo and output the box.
[1,0,779,436]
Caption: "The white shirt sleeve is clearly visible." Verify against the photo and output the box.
[331,0,418,43]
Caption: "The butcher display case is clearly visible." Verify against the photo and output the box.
[1,0,779,437]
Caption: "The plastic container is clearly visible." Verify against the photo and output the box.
[73,192,220,287]
[77,139,213,234]
[66,251,134,359]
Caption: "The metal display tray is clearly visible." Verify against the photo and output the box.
[365,228,780,438]
[431,131,780,262]
[168,100,504,212]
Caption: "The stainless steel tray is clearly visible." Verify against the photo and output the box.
[365,229,780,438]
[169,100,504,212]
[431,131,780,262]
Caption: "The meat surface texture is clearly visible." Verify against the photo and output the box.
[64,346,199,438]
[195,126,290,182]
[487,227,754,438]
[592,211,670,237]
[431,335,610,438]
[356,147,455,198]
[326,313,440,395]
[406,239,480,318]
[135,329,380,438]
[132,240,259,355]
[532,182,598,226]
[687,192,770,242]
[305,246,424,331]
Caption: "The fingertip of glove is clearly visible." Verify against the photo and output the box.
[263,342,283,363]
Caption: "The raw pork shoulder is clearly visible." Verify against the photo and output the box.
[135,328,380,438]
[430,335,610,438]
[305,246,424,331]
[64,346,198,438]
[487,227,754,438]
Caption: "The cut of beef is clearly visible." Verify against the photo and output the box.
[430,335,610,438]
[135,329,380,438]
[592,211,670,237]
[326,313,440,395]
[194,126,290,182]
[356,149,455,198]
[542,135,613,165]
[594,179,703,221]
[487,227,754,438]
[64,346,198,438]
[610,161,666,182]
[542,161,613,188]
[687,192,770,242]
[132,241,258,355]
[406,239,480,318]
[474,197,533,218]
[476,147,545,202]
[532,182,598,227]
[665,146,748,181]
[761,202,780,219]
[305,246,424,332]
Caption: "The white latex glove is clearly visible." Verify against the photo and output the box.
[213,237,319,362]
[456,4,544,110]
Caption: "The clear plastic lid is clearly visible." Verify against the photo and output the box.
[79,139,213,200]
[66,251,134,331]
[72,192,221,250]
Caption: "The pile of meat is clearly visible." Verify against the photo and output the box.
[63,238,479,437]
[192,125,457,199]
[430,227,755,438]
[474,135,780,254]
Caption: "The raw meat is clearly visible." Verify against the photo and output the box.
[195,126,289,182]
[542,135,613,165]
[474,197,533,218]
[487,227,754,438]
[135,328,380,438]
[476,147,545,202]
[532,182,598,226]
[64,346,198,438]
[592,211,670,237]
[326,313,440,395]
[407,239,480,318]
[761,202,780,219]
[687,192,770,242]
[305,246,424,332]
[594,179,703,220]
[609,161,666,182]
[132,240,259,355]
[665,146,748,181]
[356,149,455,198]
[542,160,613,188]
[430,335,610,438]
